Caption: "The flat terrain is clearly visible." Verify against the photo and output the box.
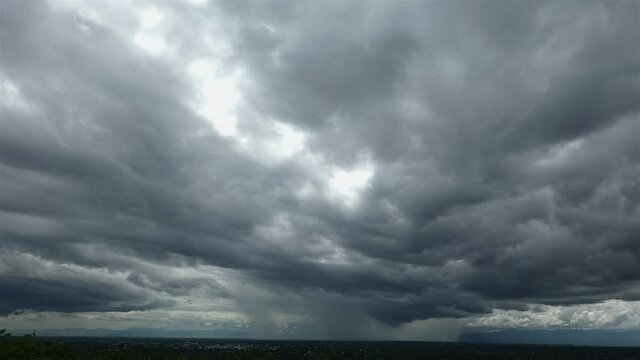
[26,338,640,360]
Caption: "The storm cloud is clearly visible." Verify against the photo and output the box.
[1,0,639,339]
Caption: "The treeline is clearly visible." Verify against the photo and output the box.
[1,330,275,360]
[3,330,640,360]
[0,329,75,360]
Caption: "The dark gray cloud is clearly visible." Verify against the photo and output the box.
[1,0,639,337]
[0,275,169,314]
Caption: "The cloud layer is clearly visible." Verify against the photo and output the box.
[1,0,639,339]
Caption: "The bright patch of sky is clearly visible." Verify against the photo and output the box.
[134,8,168,55]
[328,159,375,209]
[188,60,243,137]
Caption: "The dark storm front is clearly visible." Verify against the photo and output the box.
[40,338,640,359]
[2,0,640,348]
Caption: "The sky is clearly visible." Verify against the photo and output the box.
[0,0,639,342]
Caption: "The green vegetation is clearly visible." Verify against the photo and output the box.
[0,329,75,360]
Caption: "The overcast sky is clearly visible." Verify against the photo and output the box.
[1,0,639,341]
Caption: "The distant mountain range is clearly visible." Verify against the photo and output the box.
[459,329,640,347]
[6,327,250,339]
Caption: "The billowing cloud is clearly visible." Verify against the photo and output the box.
[1,0,639,339]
